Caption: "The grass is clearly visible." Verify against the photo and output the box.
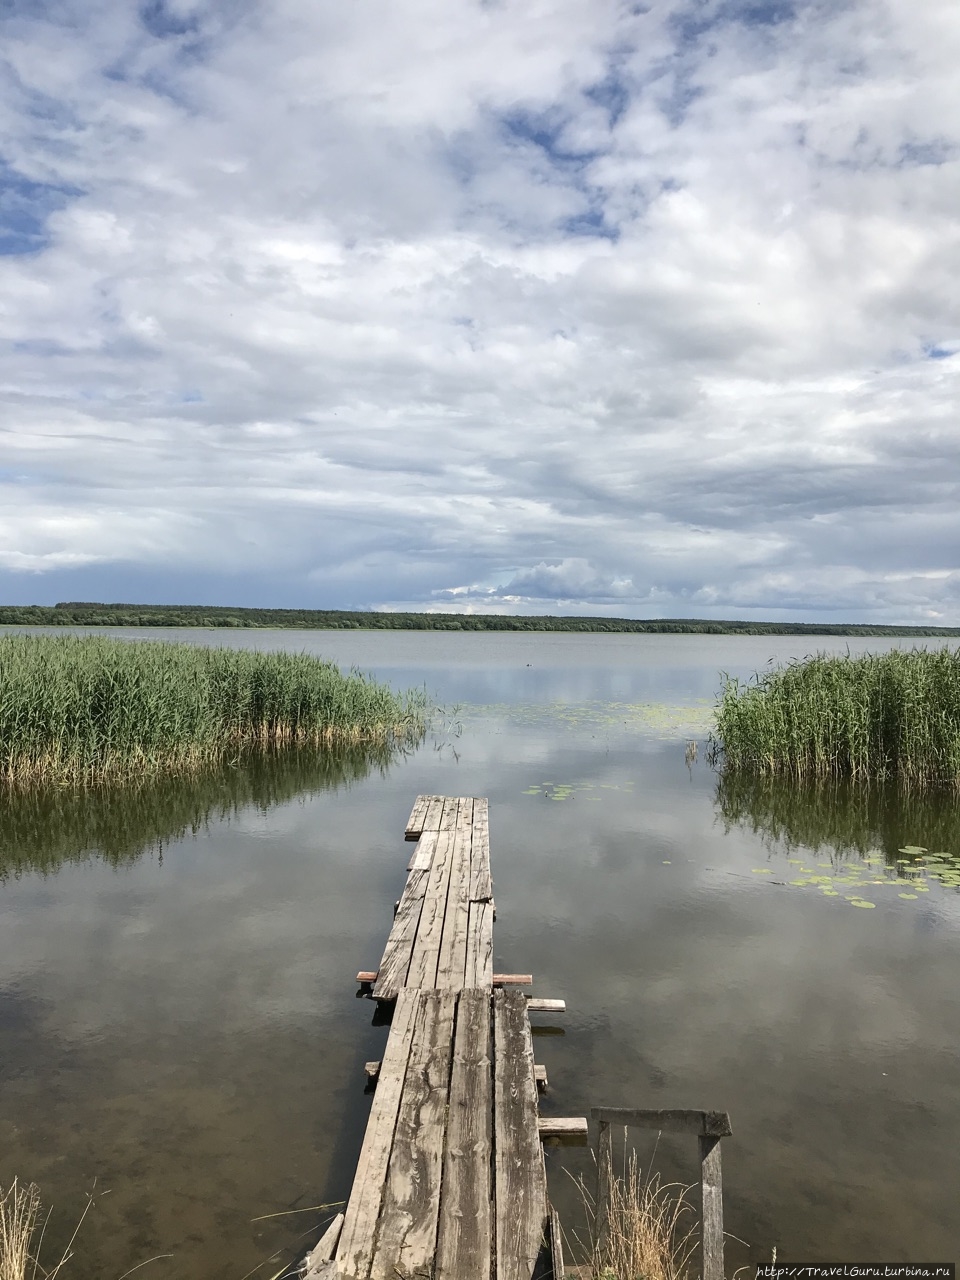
[0,634,428,785]
[0,1180,39,1280]
[570,1149,696,1280]
[0,1180,169,1280]
[712,647,960,787]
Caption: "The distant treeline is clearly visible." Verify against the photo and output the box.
[0,601,958,636]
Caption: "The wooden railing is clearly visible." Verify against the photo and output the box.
[591,1107,733,1280]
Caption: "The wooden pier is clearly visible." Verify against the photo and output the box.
[302,795,578,1280]
[301,795,731,1280]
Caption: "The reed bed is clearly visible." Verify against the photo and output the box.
[712,647,960,787]
[0,634,427,785]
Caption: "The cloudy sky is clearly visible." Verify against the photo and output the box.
[1,0,958,622]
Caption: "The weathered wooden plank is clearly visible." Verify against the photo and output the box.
[302,1212,344,1278]
[469,796,493,900]
[435,989,493,1280]
[369,989,457,1280]
[404,794,431,841]
[589,1108,732,1137]
[372,867,430,1001]
[493,973,533,986]
[406,823,458,989]
[534,1064,548,1091]
[526,998,565,1014]
[336,989,421,1279]
[464,900,494,987]
[537,1117,588,1138]
[407,828,438,872]
[548,1207,565,1280]
[596,1118,613,1261]
[439,796,460,834]
[699,1135,725,1280]
[436,811,472,988]
[702,1110,733,1138]
[494,988,548,1280]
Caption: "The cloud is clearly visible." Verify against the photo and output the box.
[1,0,959,621]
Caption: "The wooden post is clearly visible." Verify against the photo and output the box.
[595,1118,612,1263]
[549,1206,565,1280]
[698,1134,724,1280]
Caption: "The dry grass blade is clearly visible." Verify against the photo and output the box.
[567,1147,697,1280]
[0,1180,41,1280]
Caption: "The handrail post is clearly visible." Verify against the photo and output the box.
[698,1133,724,1280]
[595,1118,613,1262]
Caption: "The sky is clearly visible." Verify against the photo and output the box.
[1,0,958,623]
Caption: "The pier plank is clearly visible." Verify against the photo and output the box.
[372,868,430,1001]
[494,989,548,1280]
[435,989,493,1280]
[469,797,493,901]
[464,900,494,987]
[436,809,473,988]
[336,989,420,1279]
[439,796,460,834]
[526,999,565,1014]
[369,990,457,1280]
[302,1212,344,1278]
[404,795,430,841]
[407,828,438,872]
[406,820,459,989]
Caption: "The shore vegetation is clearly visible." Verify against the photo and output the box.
[0,634,426,785]
[2,602,960,636]
[712,647,960,787]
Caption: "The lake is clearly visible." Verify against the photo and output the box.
[1,628,958,1276]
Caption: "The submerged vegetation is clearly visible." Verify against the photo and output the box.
[712,647,960,787]
[0,634,427,785]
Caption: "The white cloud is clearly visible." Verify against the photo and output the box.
[1,0,959,621]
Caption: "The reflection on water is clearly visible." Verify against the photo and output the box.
[716,770,960,863]
[0,742,406,881]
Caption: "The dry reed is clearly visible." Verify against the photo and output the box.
[570,1148,696,1280]
[0,1180,40,1280]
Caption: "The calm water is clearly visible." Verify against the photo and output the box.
[2,629,959,1276]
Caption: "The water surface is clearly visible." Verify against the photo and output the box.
[1,629,958,1275]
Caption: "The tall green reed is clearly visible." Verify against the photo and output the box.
[712,647,960,787]
[0,635,427,784]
